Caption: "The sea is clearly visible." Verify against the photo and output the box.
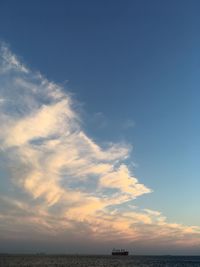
[1,255,200,267]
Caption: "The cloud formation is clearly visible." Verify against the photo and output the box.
[0,43,200,253]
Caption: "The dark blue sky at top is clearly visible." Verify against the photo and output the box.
[0,0,200,225]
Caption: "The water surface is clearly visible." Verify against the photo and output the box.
[1,255,200,266]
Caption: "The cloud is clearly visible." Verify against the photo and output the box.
[123,119,135,129]
[100,164,150,197]
[0,43,200,252]
[0,43,29,74]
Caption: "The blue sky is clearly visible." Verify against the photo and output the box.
[0,0,200,254]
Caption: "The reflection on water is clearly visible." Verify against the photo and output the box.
[1,255,200,267]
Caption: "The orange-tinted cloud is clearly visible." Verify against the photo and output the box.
[0,43,200,252]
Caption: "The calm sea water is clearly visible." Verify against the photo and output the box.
[1,255,200,267]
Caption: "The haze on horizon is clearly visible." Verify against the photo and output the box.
[0,0,200,255]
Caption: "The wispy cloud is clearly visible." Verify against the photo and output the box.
[0,43,200,252]
[0,43,29,74]
[123,119,135,129]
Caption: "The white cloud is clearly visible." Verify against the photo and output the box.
[123,119,135,129]
[1,44,200,250]
[0,43,29,74]
[100,164,151,197]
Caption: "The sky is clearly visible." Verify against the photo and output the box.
[0,0,200,255]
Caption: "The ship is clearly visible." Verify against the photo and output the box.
[112,248,129,256]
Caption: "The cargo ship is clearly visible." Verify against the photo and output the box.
[112,248,129,256]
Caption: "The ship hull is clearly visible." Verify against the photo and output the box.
[112,251,129,256]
